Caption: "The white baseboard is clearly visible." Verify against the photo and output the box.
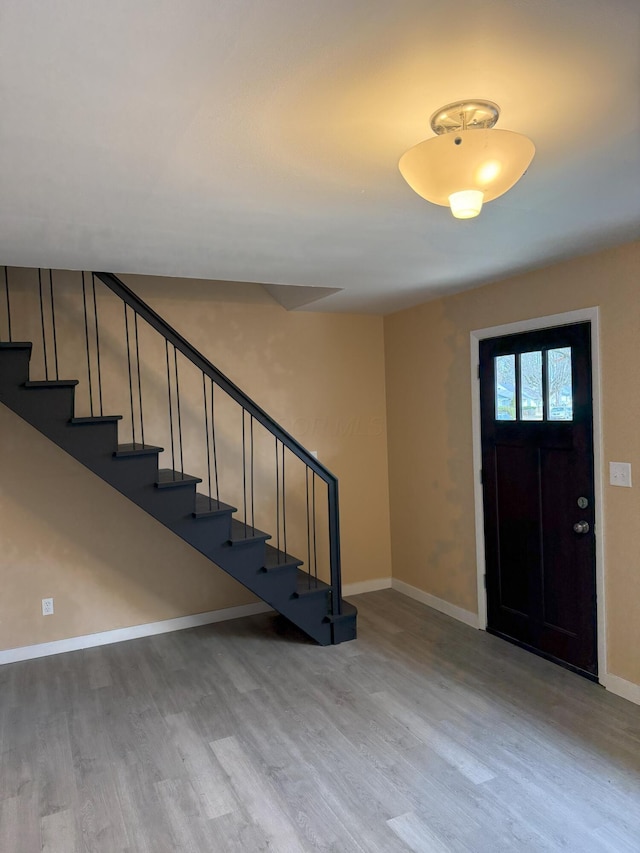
[6,583,636,708]
[391,579,480,629]
[343,577,392,596]
[601,672,640,707]
[0,601,273,666]
[366,580,640,707]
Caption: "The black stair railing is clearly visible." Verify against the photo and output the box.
[1,267,343,618]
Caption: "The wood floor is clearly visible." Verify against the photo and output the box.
[1,590,639,852]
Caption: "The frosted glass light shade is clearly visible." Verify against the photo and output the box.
[399,128,535,207]
[449,190,483,219]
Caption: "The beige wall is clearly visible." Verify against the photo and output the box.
[0,404,260,648]
[0,270,391,652]
[385,240,640,686]
[4,244,639,688]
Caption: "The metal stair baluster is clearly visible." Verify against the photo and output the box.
[49,270,59,381]
[91,274,104,416]
[81,272,94,417]
[203,372,213,509]
[124,303,136,446]
[38,268,49,380]
[134,312,145,447]
[4,266,12,342]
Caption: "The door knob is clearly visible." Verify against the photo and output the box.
[573,520,590,534]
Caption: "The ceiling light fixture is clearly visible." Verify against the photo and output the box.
[398,100,535,219]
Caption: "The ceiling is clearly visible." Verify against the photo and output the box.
[1,0,639,313]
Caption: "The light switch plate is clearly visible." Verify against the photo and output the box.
[609,462,632,488]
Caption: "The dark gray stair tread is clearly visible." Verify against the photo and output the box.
[262,543,303,572]
[114,443,164,457]
[0,341,32,349]
[193,493,236,518]
[228,518,271,546]
[294,571,331,598]
[156,469,202,488]
[326,601,358,622]
[69,415,123,424]
[23,379,79,388]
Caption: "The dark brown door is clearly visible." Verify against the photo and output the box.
[480,322,597,678]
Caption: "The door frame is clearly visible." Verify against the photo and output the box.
[470,307,606,681]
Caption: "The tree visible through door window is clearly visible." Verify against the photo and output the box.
[520,351,543,420]
[493,347,573,421]
[495,354,516,420]
[548,347,573,420]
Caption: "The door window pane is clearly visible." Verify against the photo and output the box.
[495,354,516,420]
[520,351,543,420]
[548,347,573,420]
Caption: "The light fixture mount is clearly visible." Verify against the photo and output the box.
[429,100,500,135]
[399,98,535,219]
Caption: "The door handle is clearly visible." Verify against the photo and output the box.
[573,520,590,534]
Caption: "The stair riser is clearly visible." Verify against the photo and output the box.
[62,423,120,461]
[246,570,300,601]
[170,514,234,553]
[49,430,123,478]
[66,452,163,499]
[0,386,75,427]
[291,590,331,614]
[330,615,358,644]
[130,482,199,526]
[260,564,300,581]
[109,454,163,488]
[41,424,117,464]
[0,350,31,387]
[208,541,268,578]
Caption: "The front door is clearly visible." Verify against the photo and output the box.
[479,322,597,678]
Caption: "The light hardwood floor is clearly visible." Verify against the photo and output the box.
[1,589,639,852]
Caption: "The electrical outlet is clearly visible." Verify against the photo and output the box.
[42,597,54,616]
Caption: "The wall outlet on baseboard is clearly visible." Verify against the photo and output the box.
[42,597,54,616]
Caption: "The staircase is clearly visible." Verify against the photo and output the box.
[0,268,356,646]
